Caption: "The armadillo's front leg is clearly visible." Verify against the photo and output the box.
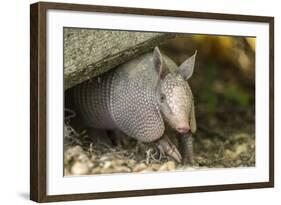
[177,133,194,165]
[156,135,182,163]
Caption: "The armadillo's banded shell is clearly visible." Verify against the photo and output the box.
[73,52,166,142]
[73,71,117,129]
[110,59,165,142]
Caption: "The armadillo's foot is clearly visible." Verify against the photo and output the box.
[157,135,182,163]
[87,129,113,148]
[108,130,131,148]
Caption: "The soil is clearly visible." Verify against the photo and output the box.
[64,118,255,176]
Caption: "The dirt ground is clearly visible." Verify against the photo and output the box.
[64,117,255,176]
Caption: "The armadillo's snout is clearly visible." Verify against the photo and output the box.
[176,124,190,134]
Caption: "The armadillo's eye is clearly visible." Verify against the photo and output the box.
[160,93,166,103]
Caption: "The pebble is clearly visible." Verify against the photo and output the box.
[139,167,153,173]
[91,167,102,174]
[103,161,113,169]
[133,163,147,172]
[159,161,176,171]
[114,159,125,165]
[77,153,90,162]
[150,164,161,171]
[100,156,110,161]
[166,161,176,170]
[102,167,115,174]
[127,159,137,167]
[225,149,236,159]
[64,146,84,163]
[71,162,89,175]
[91,154,97,161]
[235,144,247,155]
[87,161,94,169]
[114,166,131,173]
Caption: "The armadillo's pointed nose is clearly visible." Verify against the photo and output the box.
[176,124,190,134]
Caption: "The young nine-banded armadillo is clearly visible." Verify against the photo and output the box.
[73,47,197,163]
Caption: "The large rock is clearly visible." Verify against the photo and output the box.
[64,28,175,89]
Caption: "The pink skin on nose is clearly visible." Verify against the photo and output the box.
[176,123,190,134]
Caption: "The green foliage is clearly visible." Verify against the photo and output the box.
[198,63,219,113]
[195,63,251,114]
[223,84,250,107]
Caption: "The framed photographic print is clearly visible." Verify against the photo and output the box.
[30,1,274,202]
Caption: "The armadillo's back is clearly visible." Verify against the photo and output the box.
[73,52,177,142]
[109,53,165,142]
[73,71,117,129]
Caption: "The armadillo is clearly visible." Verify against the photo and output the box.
[73,47,197,163]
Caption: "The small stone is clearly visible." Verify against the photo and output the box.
[91,167,102,174]
[236,159,242,164]
[77,153,89,162]
[115,159,126,166]
[102,167,115,174]
[64,145,84,163]
[133,163,147,172]
[158,161,176,171]
[71,162,89,175]
[100,156,110,161]
[115,166,131,173]
[87,161,94,169]
[225,149,236,160]
[70,145,84,153]
[103,161,113,169]
[166,161,176,171]
[127,159,136,167]
[235,144,247,155]
[91,154,97,161]
[140,167,153,173]
[150,164,161,171]
[159,163,169,171]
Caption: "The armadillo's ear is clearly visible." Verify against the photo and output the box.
[153,47,169,79]
[177,50,197,80]
[190,103,197,133]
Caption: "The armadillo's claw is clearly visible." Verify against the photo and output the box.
[166,146,182,163]
[157,135,182,163]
